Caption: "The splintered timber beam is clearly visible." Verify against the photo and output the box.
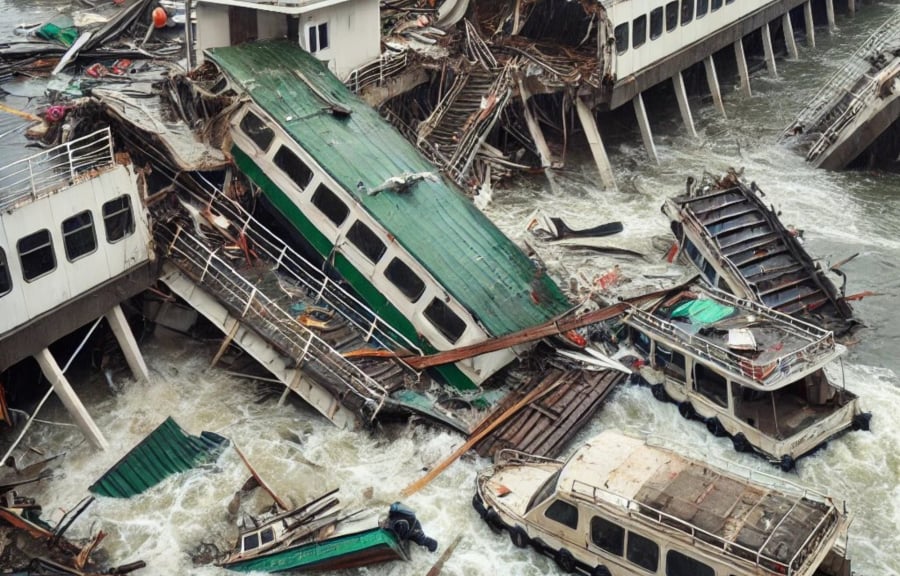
[633,93,659,164]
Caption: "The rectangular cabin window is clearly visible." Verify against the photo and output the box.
[614,23,629,54]
[0,248,11,296]
[632,15,647,48]
[650,8,663,39]
[239,111,274,152]
[711,0,723,10]
[680,0,694,25]
[306,22,329,53]
[544,499,579,530]
[697,0,708,18]
[633,329,651,355]
[655,344,685,379]
[695,362,728,407]
[384,258,426,302]
[242,532,260,552]
[346,220,386,264]
[102,195,135,243]
[274,146,313,192]
[311,184,349,226]
[18,229,56,282]
[665,1,678,31]
[62,210,97,262]
[591,516,624,556]
[626,531,659,572]
[260,528,275,545]
[666,550,714,576]
[424,297,466,344]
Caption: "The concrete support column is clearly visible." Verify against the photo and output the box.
[762,22,778,77]
[804,1,816,48]
[783,13,799,59]
[34,348,108,450]
[673,71,698,138]
[735,38,752,97]
[704,55,726,118]
[105,303,149,382]
[632,92,659,165]
[848,0,855,16]
[825,0,836,31]
[574,97,617,191]
[517,78,560,193]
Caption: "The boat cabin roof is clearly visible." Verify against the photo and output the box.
[622,285,844,390]
[558,430,844,575]
[205,40,571,337]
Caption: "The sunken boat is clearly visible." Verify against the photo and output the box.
[614,284,869,470]
[662,173,859,337]
[474,429,855,576]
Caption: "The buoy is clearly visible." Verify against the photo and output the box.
[45,105,67,123]
[152,7,168,28]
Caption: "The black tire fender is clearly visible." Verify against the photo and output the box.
[509,525,529,548]
[484,508,503,534]
[732,432,750,453]
[651,383,668,401]
[678,401,695,420]
[779,454,796,472]
[706,417,726,437]
[555,548,576,573]
[592,565,612,576]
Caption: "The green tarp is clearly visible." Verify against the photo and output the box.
[670,299,735,324]
[89,417,228,498]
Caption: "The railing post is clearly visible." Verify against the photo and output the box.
[67,140,77,182]
[106,128,115,164]
[28,158,37,199]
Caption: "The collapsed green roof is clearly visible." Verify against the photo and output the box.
[89,417,228,498]
[205,40,571,336]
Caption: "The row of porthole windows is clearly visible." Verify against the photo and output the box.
[238,111,468,344]
[615,0,737,54]
[0,195,135,299]
[545,499,717,576]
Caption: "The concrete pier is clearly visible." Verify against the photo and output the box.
[704,56,726,118]
[574,97,618,191]
[105,303,149,383]
[673,71,698,138]
[633,92,659,164]
[762,22,778,77]
[735,38,753,97]
[517,79,560,193]
[825,0,836,30]
[34,348,108,450]
[783,12,799,59]
[804,1,816,48]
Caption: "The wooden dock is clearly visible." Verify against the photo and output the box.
[474,367,625,459]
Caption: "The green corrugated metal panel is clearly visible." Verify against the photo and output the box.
[89,417,229,498]
[206,40,571,337]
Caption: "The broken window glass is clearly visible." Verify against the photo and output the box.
[385,258,425,302]
[650,7,663,39]
[424,297,466,343]
[239,111,274,151]
[632,15,647,48]
[274,146,313,191]
[311,184,349,226]
[346,220,386,264]
[18,229,56,282]
[62,210,97,262]
[614,23,629,54]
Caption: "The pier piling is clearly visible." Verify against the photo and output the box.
[633,92,659,164]
[704,56,727,118]
[763,22,778,77]
[735,38,753,97]
[783,13,799,59]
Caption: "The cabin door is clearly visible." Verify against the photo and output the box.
[229,7,258,46]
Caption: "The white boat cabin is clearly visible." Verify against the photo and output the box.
[194,0,381,79]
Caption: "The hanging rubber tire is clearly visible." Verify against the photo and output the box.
[732,433,750,453]
[779,455,795,472]
[472,494,486,518]
[678,401,695,420]
[592,565,612,576]
[484,509,503,534]
[555,548,576,573]
[651,384,668,401]
[706,418,726,437]
[509,525,529,549]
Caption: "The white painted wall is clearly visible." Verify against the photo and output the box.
[298,0,380,79]
[0,165,151,337]
[195,4,232,62]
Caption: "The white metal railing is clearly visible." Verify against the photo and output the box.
[568,477,839,576]
[182,176,424,356]
[0,128,114,212]
[623,290,837,388]
[343,49,409,95]
[804,76,881,162]
[159,223,388,414]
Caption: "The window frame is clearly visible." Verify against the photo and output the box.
[711,0,723,10]
[697,0,709,18]
[273,145,314,192]
[666,549,715,576]
[665,1,679,31]
[62,210,97,262]
[590,516,625,556]
[384,257,426,302]
[0,247,11,296]
[680,0,694,25]
[423,297,467,344]
[239,110,275,152]
[311,184,349,227]
[102,195,135,243]
[18,229,56,282]
[650,7,664,40]
[626,531,660,572]
[632,15,647,49]
[345,220,386,264]
[614,23,629,54]
[544,499,579,530]
[306,21,329,53]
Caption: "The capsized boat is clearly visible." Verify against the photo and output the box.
[662,171,859,337]
[474,429,854,576]
[614,283,870,470]
[219,489,437,573]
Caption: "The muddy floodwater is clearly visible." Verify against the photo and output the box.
[1,0,900,574]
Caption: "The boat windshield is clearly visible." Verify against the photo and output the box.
[526,469,561,513]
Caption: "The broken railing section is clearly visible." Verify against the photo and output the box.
[156,221,390,421]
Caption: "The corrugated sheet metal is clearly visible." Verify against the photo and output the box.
[206,40,571,337]
[89,417,229,498]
